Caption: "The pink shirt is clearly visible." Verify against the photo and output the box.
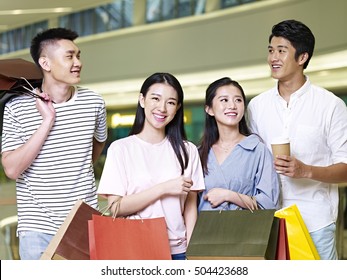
[97,135,205,254]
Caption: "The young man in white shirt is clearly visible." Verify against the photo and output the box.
[247,19,347,260]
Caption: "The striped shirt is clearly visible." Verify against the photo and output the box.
[1,87,107,235]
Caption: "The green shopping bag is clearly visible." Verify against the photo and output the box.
[187,209,279,260]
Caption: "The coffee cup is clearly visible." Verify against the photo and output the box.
[271,137,290,158]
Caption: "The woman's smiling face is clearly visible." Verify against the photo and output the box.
[140,82,181,131]
[206,84,245,128]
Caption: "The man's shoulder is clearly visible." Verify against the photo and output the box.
[249,87,276,106]
[77,86,99,94]
[309,83,346,107]
[76,87,105,102]
[4,94,34,109]
[310,83,338,98]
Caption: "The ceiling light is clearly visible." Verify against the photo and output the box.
[0,8,73,15]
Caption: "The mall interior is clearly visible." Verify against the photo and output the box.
[0,0,346,260]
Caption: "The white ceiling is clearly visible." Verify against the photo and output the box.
[0,0,111,31]
[1,0,346,107]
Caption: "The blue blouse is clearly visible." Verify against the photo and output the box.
[198,134,280,211]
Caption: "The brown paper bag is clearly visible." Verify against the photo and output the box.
[40,200,101,260]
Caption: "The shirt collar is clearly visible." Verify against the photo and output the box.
[237,134,260,151]
[274,75,311,101]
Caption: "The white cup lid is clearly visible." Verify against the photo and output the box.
[271,137,290,145]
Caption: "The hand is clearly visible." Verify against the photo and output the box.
[35,90,56,123]
[161,176,193,196]
[274,155,311,179]
[204,188,229,208]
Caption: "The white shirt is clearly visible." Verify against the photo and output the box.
[247,77,347,232]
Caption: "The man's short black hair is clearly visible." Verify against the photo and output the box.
[30,28,79,67]
[269,20,315,69]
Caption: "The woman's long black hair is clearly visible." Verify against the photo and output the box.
[199,77,251,174]
[129,72,189,175]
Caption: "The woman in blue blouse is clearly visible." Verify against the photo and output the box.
[198,77,279,211]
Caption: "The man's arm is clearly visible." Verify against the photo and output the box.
[307,163,347,184]
[2,99,55,179]
[275,156,347,184]
[92,138,105,163]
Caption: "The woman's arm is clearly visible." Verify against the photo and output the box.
[183,191,198,244]
[204,188,257,210]
[108,176,193,217]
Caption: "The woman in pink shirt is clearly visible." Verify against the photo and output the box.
[97,72,205,260]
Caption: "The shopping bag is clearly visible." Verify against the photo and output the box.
[0,58,43,149]
[88,214,171,260]
[276,218,290,260]
[40,200,101,260]
[275,204,320,260]
[186,209,279,260]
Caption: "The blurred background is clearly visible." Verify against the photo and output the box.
[0,0,346,260]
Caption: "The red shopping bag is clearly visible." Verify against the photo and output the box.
[276,218,290,260]
[88,214,171,260]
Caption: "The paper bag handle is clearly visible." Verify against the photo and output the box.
[236,192,258,213]
[99,197,122,219]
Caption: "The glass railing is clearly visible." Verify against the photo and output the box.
[0,215,18,260]
[146,0,206,23]
[59,0,133,38]
[0,21,48,55]
[1,0,261,55]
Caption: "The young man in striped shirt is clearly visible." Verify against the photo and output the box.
[1,28,107,259]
